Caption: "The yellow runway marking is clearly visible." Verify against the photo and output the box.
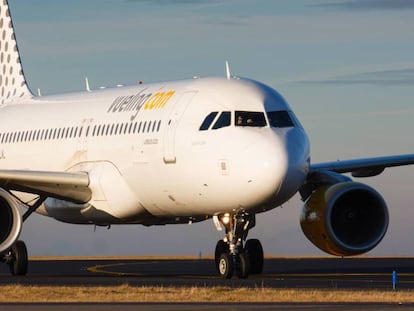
[87,262,150,276]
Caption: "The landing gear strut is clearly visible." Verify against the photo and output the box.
[214,212,264,279]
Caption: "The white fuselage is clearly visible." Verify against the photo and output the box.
[0,77,310,225]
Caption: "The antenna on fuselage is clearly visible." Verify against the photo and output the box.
[85,77,91,92]
[37,88,42,97]
[225,60,231,80]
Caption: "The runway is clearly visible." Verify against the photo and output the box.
[1,256,414,289]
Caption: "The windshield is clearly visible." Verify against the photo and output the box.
[235,111,267,127]
[266,111,295,128]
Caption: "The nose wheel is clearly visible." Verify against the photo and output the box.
[214,212,264,279]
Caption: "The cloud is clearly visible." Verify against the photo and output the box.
[316,0,414,11]
[288,68,414,86]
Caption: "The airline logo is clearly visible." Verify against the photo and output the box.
[107,90,175,121]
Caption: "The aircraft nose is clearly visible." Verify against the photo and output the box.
[234,132,289,210]
[234,128,309,211]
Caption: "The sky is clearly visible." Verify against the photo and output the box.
[5,0,414,257]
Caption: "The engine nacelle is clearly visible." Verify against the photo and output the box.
[0,189,23,254]
[300,182,388,256]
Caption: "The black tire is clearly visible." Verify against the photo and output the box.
[214,240,229,272]
[245,239,263,274]
[9,240,28,276]
[218,253,233,279]
[236,252,250,279]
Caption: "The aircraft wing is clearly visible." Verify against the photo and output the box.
[310,154,414,177]
[0,169,91,203]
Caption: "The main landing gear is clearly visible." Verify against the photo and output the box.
[1,240,28,276]
[214,212,264,279]
[0,196,46,276]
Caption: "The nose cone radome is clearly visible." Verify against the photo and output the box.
[234,132,289,211]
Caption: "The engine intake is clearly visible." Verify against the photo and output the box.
[0,189,22,253]
[300,182,388,256]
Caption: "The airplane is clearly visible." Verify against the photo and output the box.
[1,0,414,279]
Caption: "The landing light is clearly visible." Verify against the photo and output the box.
[221,213,231,225]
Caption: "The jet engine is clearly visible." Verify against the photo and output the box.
[300,182,388,256]
[0,189,22,254]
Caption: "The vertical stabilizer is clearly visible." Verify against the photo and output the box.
[0,0,32,106]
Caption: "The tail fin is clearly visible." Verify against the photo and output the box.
[0,0,32,106]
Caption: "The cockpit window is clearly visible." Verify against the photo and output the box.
[212,111,231,129]
[199,112,218,131]
[267,111,294,128]
[235,111,267,127]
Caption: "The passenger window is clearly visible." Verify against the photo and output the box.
[212,112,231,130]
[267,111,294,128]
[235,111,267,127]
[199,112,218,131]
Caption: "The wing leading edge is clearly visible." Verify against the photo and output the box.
[0,169,91,203]
[310,154,414,178]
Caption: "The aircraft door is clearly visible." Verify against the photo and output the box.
[163,91,197,164]
[77,118,93,152]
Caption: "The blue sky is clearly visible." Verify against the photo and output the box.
[7,0,414,256]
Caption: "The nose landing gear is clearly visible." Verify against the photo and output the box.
[214,212,264,279]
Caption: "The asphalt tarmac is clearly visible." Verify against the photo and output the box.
[0,256,414,289]
[2,257,414,310]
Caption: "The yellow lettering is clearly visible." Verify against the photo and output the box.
[144,91,175,110]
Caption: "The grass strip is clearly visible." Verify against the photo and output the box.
[0,285,413,303]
